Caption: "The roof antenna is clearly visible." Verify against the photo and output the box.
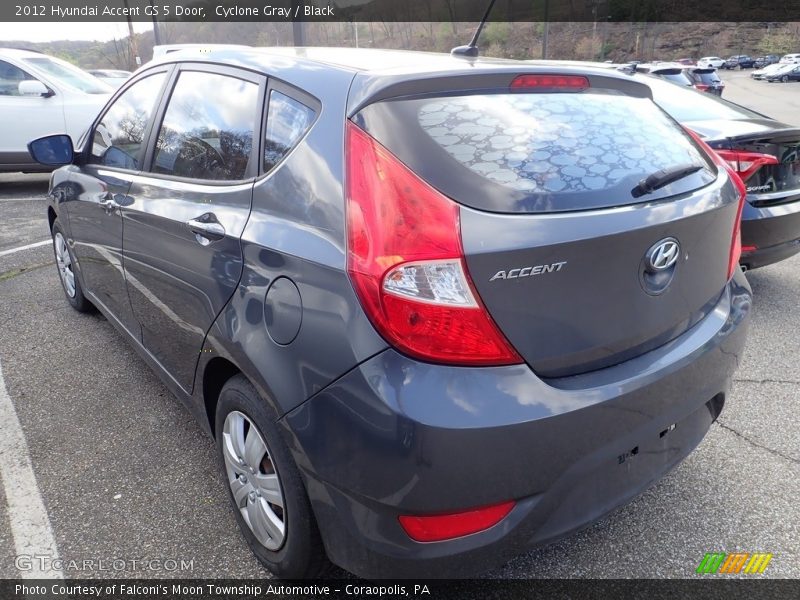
[451,0,499,59]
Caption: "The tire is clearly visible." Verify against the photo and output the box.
[51,220,93,313]
[781,75,789,83]
[215,374,328,579]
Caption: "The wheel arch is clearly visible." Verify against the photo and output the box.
[47,206,57,232]
[201,356,242,437]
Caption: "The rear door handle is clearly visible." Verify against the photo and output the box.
[187,214,226,245]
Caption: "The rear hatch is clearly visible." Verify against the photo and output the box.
[352,69,741,377]
[649,67,694,87]
[689,68,724,93]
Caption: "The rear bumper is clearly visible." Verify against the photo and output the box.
[740,196,800,269]
[281,271,751,579]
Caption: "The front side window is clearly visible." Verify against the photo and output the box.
[90,73,167,170]
[152,71,259,181]
[264,90,315,172]
[0,59,35,96]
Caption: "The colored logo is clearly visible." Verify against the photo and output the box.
[696,552,773,574]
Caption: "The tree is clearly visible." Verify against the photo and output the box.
[757,29,799,56]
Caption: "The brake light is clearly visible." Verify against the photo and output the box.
[510,74,589,91]
[694,84,710,91]
[345,121,522,366]
[713,149,779,182]
[684,128,746,280]
[399,500,515,542]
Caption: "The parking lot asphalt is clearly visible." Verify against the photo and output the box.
[0,69,799,580]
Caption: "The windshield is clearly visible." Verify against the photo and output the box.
[648,77,763,122]
[23,57,111,94]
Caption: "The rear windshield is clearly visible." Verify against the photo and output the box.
[658,72,693,86]
[355,90,715,213]
[691,71,722,84]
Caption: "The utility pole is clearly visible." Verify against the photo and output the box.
[122,0,140,69]
[541,0,549,59]
[150,0,162,46]
[292,1,306,46]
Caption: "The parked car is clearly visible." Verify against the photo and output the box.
[752,63,789,80]
[779,53,800,64]
[765,64,800,83]
[684,67,725,96]
[87,69,132,89]
[723,55,755,69]
[0,48,111,172]
[698,56,725,68]
[635,74,800,270]
[675,58,696,66]
[630,62,694,87]
[753,55,779,68]
[29,47,751,579]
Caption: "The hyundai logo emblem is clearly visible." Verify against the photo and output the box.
[646,238,680,272]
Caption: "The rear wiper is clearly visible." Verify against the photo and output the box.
[631,163,704,198]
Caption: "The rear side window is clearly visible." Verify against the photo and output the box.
[263,90,315,172]
[152,71,259,181]
[90,73,167,169]
[356,90,715,213]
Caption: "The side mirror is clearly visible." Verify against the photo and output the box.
[28,134,74,166]
[18,80,52,97]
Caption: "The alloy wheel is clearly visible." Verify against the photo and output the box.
[54,232,76,298]
[222,411,286,550]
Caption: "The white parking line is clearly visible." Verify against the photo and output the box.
[0,359,63,579]
[0,240,50,258]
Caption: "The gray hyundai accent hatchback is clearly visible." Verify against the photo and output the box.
[31,47,751,579]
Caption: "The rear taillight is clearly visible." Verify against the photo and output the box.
[685,128,746,280]
[694,84,710,91]
[713,149,779,182]
[510,74,589,91]
[399,500,515,542]
[345,121,522,366]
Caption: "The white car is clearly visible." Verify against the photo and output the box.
[779,53,800,64]
[752,63,791,80]
[697,56,725,69]
[0,48,112,172]
[87,69,132,89]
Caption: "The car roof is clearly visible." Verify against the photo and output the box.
[144,46,652,115]
[145,45,646,79]
[0,48,45,58]
[147,46,523,74]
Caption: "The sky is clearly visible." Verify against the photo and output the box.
[0,22,153,43]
